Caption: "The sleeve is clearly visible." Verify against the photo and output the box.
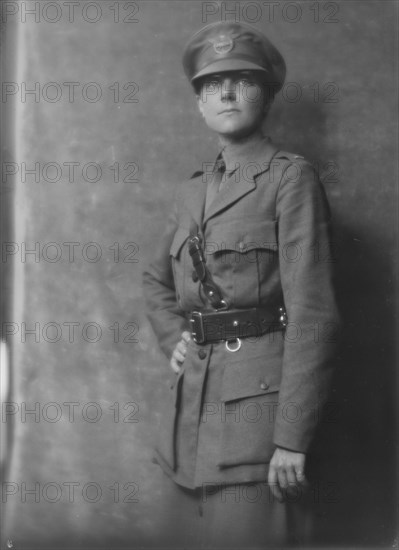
[142,191,190,360]
[272,159,340,453]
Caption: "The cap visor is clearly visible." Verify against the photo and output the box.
[191,59,269,82]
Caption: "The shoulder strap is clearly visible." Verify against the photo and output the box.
[188,235,227,310]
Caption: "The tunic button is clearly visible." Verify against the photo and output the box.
[260,382,269,390]
[198,349,207,360]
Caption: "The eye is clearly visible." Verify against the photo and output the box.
[235,72,261,86]
[237,77,257,86]
[203,79,220,89]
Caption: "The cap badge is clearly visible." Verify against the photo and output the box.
[211,35,234,54]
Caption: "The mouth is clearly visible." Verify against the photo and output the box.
[218,108,240,115]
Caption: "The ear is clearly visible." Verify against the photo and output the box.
[196,95,205,117]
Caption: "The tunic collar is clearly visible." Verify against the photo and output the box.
[219,135,275,175]
[186,135,279,229]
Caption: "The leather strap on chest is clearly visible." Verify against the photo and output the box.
[188,235,227,310]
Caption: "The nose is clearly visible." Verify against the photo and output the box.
[221,78,237,102]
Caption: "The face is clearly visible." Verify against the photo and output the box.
[196,70,268,139]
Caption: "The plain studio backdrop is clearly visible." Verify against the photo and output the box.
[0,1,397,548]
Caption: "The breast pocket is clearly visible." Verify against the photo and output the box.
[217,354,282,468]
[206,219,278,307]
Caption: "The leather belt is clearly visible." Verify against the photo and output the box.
[189,306,287,346]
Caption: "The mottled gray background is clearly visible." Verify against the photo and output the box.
[0,1,397,548]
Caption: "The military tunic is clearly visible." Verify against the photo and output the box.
[143,136,339,490]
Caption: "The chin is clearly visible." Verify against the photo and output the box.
[213,122,247,135]
[218,126,255,139]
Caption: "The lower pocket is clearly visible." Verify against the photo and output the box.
[217,355,281,468]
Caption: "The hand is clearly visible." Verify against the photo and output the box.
[170,331,191,374]
[268,447,307,503]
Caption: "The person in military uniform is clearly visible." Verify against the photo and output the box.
[143,21,339,548]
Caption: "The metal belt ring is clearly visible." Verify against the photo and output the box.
[225,338,242,352]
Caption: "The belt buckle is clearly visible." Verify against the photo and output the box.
[190,310,205,344]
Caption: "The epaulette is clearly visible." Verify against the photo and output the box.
[275,150,306,161]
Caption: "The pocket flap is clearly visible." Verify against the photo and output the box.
[221,355,281,402]
[206,220,278,253]
[170,226,190,258]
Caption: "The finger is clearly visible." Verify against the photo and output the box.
[176,341,188,355]
[173,349,186,363]
[181,331,191,343]
[285,466,300,497]
[286,466,297,486]
[170,357,181,374]
[268,466,284,503]
[295,466,308,487]
[293,455,307,485]
[277,468,289,494]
